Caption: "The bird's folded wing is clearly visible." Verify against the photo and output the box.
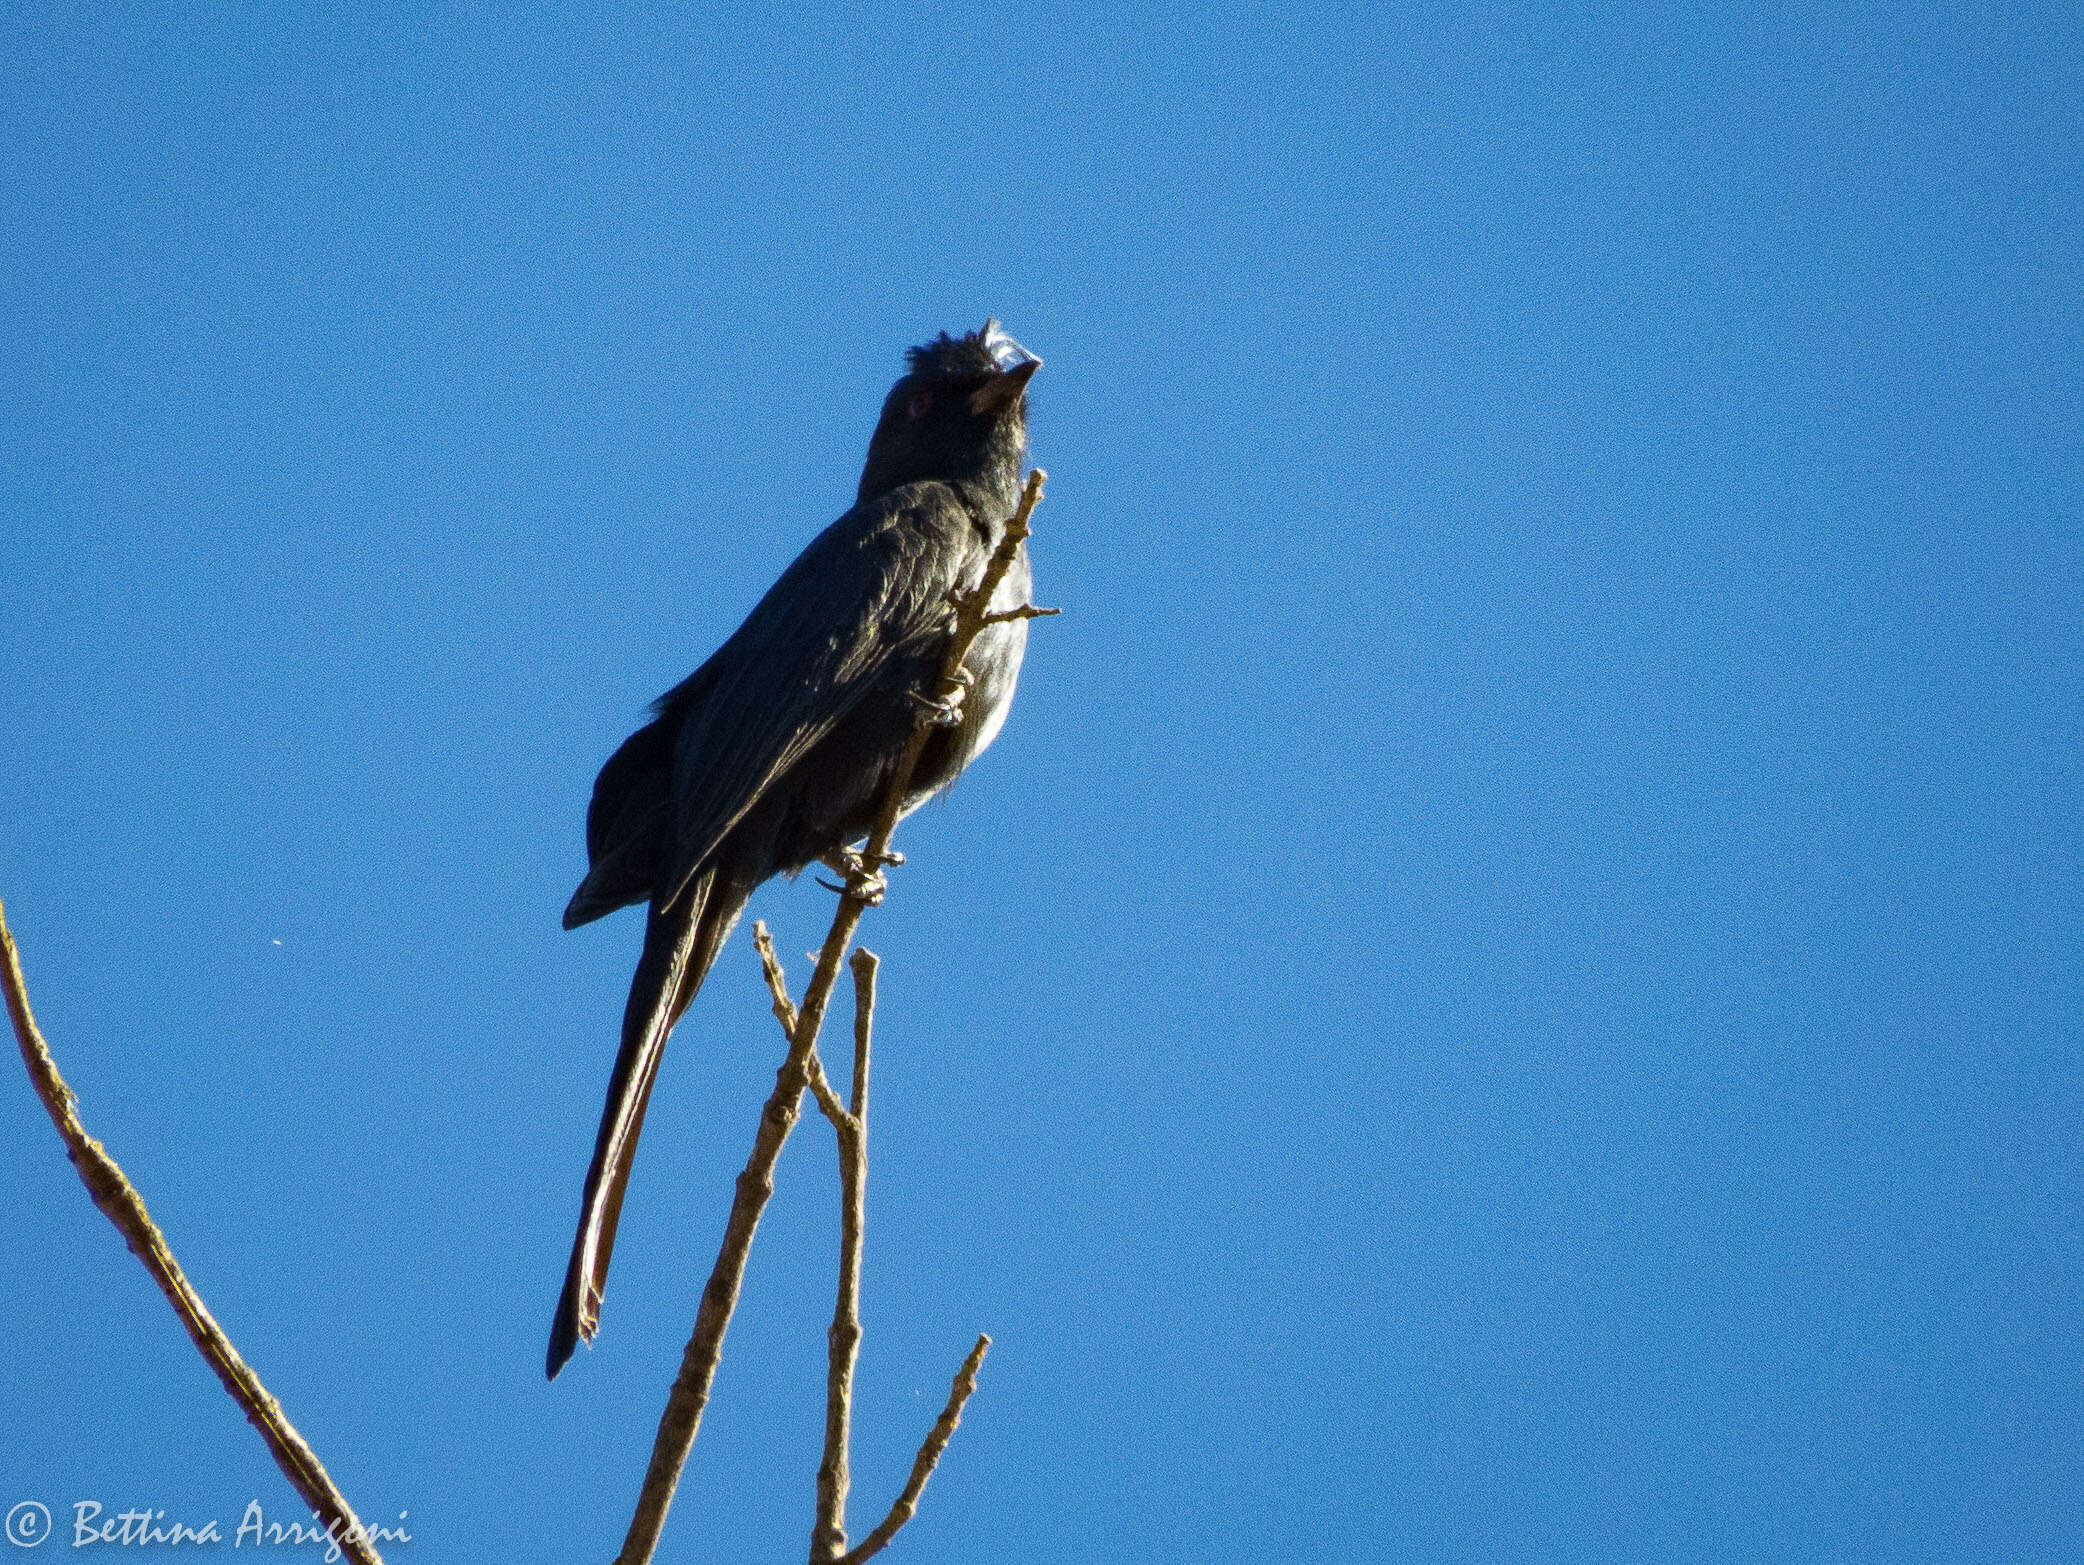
[660,489,972,903]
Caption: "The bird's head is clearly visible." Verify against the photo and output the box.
[858,319,1041,505]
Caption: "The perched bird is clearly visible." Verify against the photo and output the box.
[546,320,1041,1379]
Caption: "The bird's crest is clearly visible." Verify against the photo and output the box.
[905,318,1040,379]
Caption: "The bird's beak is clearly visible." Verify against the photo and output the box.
[970,356,1040,415]
[970,319,1042,415]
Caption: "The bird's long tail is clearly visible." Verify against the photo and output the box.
[547,867,751,1379]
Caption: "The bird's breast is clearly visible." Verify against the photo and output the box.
[957,550,1031,764]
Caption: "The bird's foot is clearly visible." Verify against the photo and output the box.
[907,676,968,728]
[816,847,905,905]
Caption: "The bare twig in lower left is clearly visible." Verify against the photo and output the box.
[1,899,385,1565]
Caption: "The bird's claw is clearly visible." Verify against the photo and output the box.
[907,683,965,728]
[819,848,903,904]
[816,870,886,904]
[820,867,888,905]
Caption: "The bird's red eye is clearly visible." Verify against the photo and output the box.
[907,389,934,419]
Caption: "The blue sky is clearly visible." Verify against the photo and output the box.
[3,3,2079,1560]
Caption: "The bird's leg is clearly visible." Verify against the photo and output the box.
[906,664,974,728]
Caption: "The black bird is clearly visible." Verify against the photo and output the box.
[546,320,1041,1379]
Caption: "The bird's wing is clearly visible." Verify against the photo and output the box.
[662,486,975,898]
[560,659,727,929]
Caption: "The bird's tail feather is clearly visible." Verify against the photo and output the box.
[547,868,750,1379]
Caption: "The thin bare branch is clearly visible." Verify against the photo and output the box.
[615,469,1045,1565]
[810,949,878,1561]
[758,924,849,1128]
[0,900,385,1565]
[834,1335,992,1565]
[755,921,801,1036]
[847,949,876,1127]
[804,1053,850,1129]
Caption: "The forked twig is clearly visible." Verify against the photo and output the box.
[807,947,989,1563]
[836,1334,992,1565]
[1,901,385,1565]
[614,468,1045,1565]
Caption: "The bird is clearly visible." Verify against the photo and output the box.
[546,319,1042,1379]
